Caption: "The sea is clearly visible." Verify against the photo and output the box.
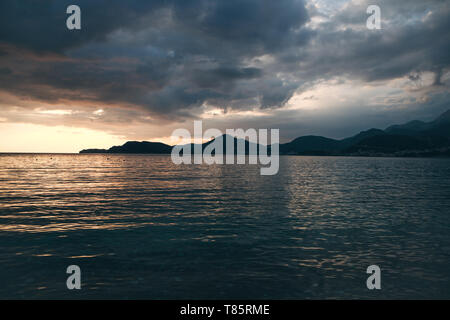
[0,154,449,299]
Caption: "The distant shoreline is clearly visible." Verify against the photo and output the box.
[1,152,450,159]
[78,110,450,158]
[3,110,450,157]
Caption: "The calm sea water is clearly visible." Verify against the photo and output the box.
[0,154,450,299]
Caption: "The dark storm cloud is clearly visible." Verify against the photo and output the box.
[0,67,12,75]
[0,0,309,55]
[0,0,449,128]
[307,0,450,83]
[0,0,167,52]
[0,0,311,117]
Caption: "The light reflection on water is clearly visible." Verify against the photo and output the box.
[0,154,450,299]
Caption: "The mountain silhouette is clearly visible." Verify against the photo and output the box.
[280,136,340,155]
[80,109,450,157]
[386,110,450,138]
[80,141,171,154]
[189,134,265,155]
[80,134,264,155]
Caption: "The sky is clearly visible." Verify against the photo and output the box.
[0,0,449,152]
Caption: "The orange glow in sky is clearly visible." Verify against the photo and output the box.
[0,123,126,153]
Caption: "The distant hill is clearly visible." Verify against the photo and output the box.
[339,128,387,149]
[195,134,263,155]
[80,109,450,157]
[280,136,340,155]
[80,141,172,154]
[386,110,450,138]
[278,109,450,156]
[345,134,427,153]
[80,135,261,155]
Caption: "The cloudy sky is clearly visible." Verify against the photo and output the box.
[0,0,449,152]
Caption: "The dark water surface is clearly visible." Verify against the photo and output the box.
[1,154,450,299]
